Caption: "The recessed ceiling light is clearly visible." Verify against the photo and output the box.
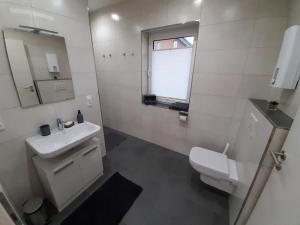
[193,0,202,6]
[111,13,120,21]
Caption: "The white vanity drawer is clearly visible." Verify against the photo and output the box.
[48,158,83,208]
[79,145,103,185]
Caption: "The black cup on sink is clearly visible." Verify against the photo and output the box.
[40,124,51,136]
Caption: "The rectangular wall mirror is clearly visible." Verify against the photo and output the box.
[3,28,75,108]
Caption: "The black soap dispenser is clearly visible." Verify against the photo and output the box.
[77,110,84,123]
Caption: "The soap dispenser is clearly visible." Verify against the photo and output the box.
[77,110,84,123]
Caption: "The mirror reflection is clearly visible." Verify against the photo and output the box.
[3,28,74,108]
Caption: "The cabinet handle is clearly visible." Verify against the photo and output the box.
[53,160,74,174]
[82,146,98,156]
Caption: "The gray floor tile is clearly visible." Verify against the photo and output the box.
[103,127,229,225]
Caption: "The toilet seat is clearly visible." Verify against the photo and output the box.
[189,147,229,180]
[189,146,239,193]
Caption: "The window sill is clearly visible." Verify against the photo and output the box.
[143,101,189,112]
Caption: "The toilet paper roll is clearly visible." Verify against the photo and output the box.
[179,115,188,122]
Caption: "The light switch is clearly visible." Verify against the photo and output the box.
[86,95,93,107]
[0,114,5,132]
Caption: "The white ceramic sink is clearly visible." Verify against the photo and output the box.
[26,121,101,158]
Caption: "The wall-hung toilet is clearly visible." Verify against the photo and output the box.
[189,145,238,193]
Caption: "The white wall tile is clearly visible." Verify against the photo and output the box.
[91,14,139,42]
[197,20,255,50]
[192,73,242,97]
[201,0,258,25]
[167,0,202,24]
[72,72,99,96]
[190,94,238,118]
[0,36,11,76]
[194,49,248,75]
[0,75,20,110]
[136,11,168,31]
[33,10,92,49]
[0,105,57,144]
[252,17,287,48]
[119,87,141,104]
[233,98,248,120]
[119,70,141,89]
[245,48,280,75]
[0,138,33,211]
[52,99,78,122]
[187,112,232,152]
[31,0,88,21]
[0,0,31,6]
[239,74,273,99]
[137,0,168,19]
[289,0,300,26]
[257,0,289,18]
[67,47,96,73]
[0,3,34,29]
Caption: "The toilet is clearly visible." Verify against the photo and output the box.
[189,144,238,193]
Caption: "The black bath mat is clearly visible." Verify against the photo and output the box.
[61,173,143,225]
[105,133,127,151]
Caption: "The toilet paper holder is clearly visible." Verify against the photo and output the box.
[179,111,188,122]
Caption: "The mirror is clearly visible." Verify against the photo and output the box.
[3,28,75,108]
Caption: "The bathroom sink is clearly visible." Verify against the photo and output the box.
[26,121,101,158]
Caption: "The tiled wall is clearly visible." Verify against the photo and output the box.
[90,0,288,157]
[288,0,300,26]
[0,0,105,212]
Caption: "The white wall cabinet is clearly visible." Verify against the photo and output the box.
[271,25,300,89]
[33,139,103,211]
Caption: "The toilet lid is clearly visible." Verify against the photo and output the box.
[190,147,229,179]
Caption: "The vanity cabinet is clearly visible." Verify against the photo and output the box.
[33,139,103,211]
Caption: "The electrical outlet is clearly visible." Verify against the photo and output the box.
[0,114,5,132]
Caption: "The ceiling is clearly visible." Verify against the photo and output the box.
[88,0,126,11]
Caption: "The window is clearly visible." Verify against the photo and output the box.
[151,37,194,101]
[144,23,199,105]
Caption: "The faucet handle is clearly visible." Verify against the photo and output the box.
[57,118,64,130]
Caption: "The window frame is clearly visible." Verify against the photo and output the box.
[147,26,198,105]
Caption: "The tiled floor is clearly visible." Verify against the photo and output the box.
[50,127,229,225]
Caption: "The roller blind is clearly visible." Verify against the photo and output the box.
[151,48,193,100]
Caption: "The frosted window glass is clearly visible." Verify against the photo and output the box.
[151,48,192,100]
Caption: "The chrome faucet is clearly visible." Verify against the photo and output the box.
[57,118,64,130]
